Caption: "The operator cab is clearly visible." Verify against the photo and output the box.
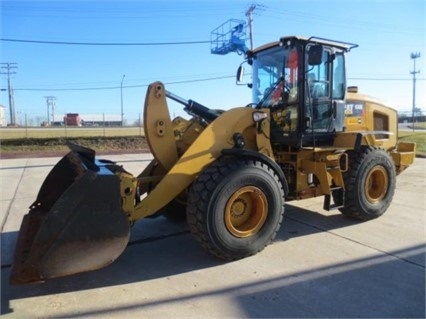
[237,36,358,149]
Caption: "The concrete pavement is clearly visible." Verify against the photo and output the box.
[1,153,425,318]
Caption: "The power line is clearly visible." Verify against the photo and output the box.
[2,2,244,18]
[10,76,426,92]
[349,77,426,81]
[262,6,423,35]
[13,75,237,92]
[0,38,211,46]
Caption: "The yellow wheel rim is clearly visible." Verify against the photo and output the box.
[224,186,268,238]
[365,166,388,204]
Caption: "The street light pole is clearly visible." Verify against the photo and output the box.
[410,52,420,131]
[120,74,125,127]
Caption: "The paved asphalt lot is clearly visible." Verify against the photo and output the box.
[1,153,425,318]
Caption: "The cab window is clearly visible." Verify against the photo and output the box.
[332,54,345,100]
[307,49,330,99]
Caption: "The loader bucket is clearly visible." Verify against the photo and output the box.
[10,144,131,285]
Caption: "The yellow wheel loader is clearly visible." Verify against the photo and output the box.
[10,36,415,285]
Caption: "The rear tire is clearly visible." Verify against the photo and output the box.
[334,147,396,220]
[186,157,285,261]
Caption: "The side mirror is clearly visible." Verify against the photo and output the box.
[308,45,323,66]
[236,63,251,87]
[236,65,245,83]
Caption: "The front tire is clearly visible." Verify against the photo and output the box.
[186,157,285,260]
[334,147,396,220]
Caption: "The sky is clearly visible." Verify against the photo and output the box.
[1,0,425,126]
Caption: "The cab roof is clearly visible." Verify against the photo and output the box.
[251,36,358,54]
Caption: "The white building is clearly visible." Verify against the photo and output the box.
[0,105,6,127]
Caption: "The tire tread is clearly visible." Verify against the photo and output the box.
[186,157,284,260]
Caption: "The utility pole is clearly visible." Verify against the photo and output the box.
[245,4,256,50]
[44,96,57,126]
[410,52,421,131]
[1,62,18,126]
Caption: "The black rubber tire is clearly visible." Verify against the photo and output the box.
[186,157,285,261]
[333,146,396,220]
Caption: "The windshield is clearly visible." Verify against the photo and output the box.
[251,45,299,107]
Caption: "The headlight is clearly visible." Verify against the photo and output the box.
[252,111,268,122]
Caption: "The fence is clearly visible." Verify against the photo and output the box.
[6,112,143,128]
[1,122,144,140]
[1,109,425,140]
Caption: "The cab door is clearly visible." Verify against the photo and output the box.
[304,47,346,143]
[305,48,333,132]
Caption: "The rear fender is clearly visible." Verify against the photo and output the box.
[221,148,289,196]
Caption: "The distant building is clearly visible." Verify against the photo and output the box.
[80,114,121,126]
[64,113,81,126]
[0,105,6,127]
[52,113,122,126]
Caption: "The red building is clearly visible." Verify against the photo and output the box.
[64,113,81,126]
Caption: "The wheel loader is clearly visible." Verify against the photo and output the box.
[10,36,416,285]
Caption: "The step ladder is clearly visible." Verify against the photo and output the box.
[323,186,345,211]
